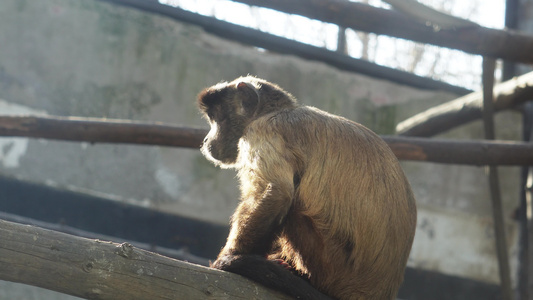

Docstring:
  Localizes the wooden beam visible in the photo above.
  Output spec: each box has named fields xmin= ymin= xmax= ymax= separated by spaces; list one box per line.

xmin=97 ymin=0 xmax=470 ymax=95
xmin=0 ymin=211 xmax=210 ymax=266
xmin=396 ymin=71 xmax=533 ymax=137
xmin=1 ymin=115 xmax=533 ymax=165
xmin=232 ymin=0 xmax=533 ymax=63
xmin=0 ymin=115 xmax=206 ymax=148
xmin=0 ymin=219 xmax=290 ymax=300
xmin=383 ymin=136 xmax=533 ymax=166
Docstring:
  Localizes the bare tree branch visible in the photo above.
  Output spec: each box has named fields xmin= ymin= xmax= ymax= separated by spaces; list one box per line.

xmin=396 ymin=71 xmax=533 ymax=137
xmin=0 ymin=219 xmax=290 ymax=300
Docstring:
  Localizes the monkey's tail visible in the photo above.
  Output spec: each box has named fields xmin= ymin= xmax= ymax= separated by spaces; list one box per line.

xmin=215 ymin=254 xmax=334 ymax=300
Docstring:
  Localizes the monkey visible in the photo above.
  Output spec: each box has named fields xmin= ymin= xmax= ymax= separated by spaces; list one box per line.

xmin=197 ymin=76 xmax=417 ymax=300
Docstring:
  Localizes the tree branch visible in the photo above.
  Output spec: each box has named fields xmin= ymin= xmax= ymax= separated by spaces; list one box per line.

xmin=396 ymin=71 xmax=533 ymax=137
xmin=1 ymin=115 xmax=533 ymax=165
xmin=0 ymin=218 xmax=290 ymax=300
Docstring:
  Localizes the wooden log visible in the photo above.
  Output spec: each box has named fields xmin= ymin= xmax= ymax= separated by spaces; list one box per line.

xmin=1 ymin=115 xmax=533 ymax=165
xmin=396 ymin=71 xmax=533 ymax=137
xmin=0 ymin=211 xmax=210 ymax=266
xmin=232 ymin=0 xmax=533 ymax=63
xmin=0 ymin=218 xmax=290 ymax=300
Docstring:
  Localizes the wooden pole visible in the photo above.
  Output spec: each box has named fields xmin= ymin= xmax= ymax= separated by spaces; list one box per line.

xmin=0 ymin=219 xmax=291 ymax=300
xmin=482 ymin=58 xmax=513 ymax=300
xmin=527 ymin=157 xmax=533 ymax=299
xmin=0 ymin=115 xmax=206 ymax=148
xmin=1 ymin=115 xmax=533 ymax=166
xmin=383 ymin=136 xmax=533 ymax=166
xmin=98 ymin=0 xmax=469 ymax=95
xmin=231 ymin=0 xmax=533 ymax=63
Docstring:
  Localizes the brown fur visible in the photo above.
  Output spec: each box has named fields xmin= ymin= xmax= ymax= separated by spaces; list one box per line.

xmin=197 ymin=76 xmax=417 ymax=300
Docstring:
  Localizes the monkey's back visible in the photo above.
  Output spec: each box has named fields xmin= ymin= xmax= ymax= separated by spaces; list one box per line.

xmin=264 ymin=106 xmax=417 ymax=300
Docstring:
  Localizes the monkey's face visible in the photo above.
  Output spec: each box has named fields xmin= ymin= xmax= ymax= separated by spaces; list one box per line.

xmin=197 ymin=80 xmax=260 ymax=168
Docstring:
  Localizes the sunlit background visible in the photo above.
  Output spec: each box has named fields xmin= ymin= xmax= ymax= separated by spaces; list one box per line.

xmin=160 ymin=0 xmax=505 ymax=90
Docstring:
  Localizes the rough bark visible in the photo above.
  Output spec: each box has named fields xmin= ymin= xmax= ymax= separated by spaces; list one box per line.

xmin=0 ymin=218 xmax=290 ymax=300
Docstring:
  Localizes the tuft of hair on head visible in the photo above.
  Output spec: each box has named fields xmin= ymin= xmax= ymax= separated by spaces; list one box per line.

xmin=197 ymin=85 xmax=227 ymax=111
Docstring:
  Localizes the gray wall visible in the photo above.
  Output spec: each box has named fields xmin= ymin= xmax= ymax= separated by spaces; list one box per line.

xmin=0 ymin=0 xmax=522 ymax=296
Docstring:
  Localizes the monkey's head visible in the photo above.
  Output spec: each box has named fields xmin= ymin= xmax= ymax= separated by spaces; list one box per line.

xmin=197 ymin=76 xmax=297 ymax=168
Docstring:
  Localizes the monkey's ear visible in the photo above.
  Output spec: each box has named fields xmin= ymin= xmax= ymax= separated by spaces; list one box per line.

xmin=197 ymin=88 xmax=224 ymax=112
xmin=236 ymin=82 xmax=259 ymax=116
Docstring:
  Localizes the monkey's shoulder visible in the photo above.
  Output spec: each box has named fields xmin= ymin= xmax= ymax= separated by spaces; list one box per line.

xmin=252 ymin=106 xmax=378 ymax=139
xmin=242 ymin=106 xmax=387 ymax=163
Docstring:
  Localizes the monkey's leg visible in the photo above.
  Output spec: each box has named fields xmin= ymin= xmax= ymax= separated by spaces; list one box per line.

xmin=215 ymin=254 xmax=334 ymax=300
xmin=211 ymin=184 xmax=333 ymax=299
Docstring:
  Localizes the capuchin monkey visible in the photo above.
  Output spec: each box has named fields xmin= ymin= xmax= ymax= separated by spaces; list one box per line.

xmin=197 ymin=76 xmax=417 ymax=300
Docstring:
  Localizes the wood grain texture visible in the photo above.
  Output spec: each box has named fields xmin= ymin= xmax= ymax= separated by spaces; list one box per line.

xmin=0 ymin=219 xmax=290 ymax=300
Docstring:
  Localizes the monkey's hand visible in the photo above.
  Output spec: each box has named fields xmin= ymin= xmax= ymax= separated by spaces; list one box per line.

xmin=210 ymin=254 xmax=233 ymax=270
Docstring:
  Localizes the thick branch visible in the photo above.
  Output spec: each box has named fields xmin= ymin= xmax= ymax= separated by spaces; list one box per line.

xmin=0 ymin=218 xmax=290 ymax=300
xmin=232 ymin=0 xmax=533 ymax=63
xmin=396 ymin=71 xmax=533 ymax=137
xmin=1 ymin=115 xmax=533 ymax=165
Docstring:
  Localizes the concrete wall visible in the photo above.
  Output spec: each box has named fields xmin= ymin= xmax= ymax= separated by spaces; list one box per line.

xmin=0 ymin=0 xmax=522 ymax=297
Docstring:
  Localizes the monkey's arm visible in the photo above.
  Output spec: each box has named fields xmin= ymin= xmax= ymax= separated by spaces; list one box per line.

xmin=211 ymin=128 xmax=332 ymax=300
xmin=216 ymin=159 xmax=295 ymax=258
xmin=212 ymin=167 xmax=333 ymax=300
xmin=213 ymin=127 xmax=298 ymax=259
